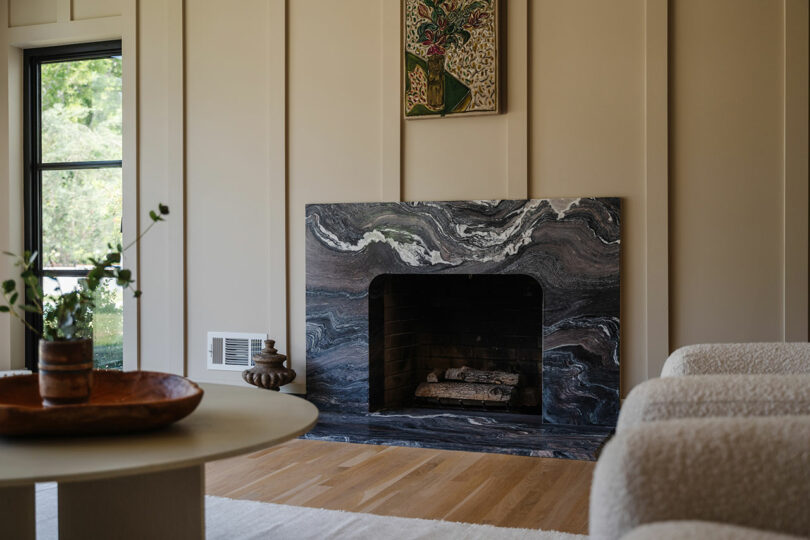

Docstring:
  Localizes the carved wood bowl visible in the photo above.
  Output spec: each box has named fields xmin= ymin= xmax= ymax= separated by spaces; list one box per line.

xmin=0 ymin=371 xmax=203 ymax=436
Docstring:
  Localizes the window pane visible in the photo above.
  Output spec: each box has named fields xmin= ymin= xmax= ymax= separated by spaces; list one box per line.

xmin=41 ymin=56 xmax=122 ymax=163
xmin=42 ymin=168 xmax=122 ymax=269
xmin=43 ymin=276 xmax=124 ymax=370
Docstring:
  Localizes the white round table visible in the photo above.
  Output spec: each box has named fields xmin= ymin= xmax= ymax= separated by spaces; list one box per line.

xmin=0 ymin=383 xmax=319 ymax=540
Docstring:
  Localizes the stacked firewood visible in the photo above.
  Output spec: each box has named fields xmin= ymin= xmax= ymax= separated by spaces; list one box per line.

xmin=414 ymin=366 xmax=521 ymax=408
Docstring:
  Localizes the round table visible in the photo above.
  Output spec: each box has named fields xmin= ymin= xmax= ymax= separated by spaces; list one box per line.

xmin=0 ymin=383 xmax=319 ymax=540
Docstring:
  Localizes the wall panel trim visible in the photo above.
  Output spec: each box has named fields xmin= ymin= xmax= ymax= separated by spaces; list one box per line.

xmin=644 ymin=0 xmax=669 ymax=375
xmin=268 ymin=0 xmax=290 ymax=370
xmin=783 ymin=0 xmax=809 ymax=341
xmin=506 ymin=0 xmax=528 ymax=199
xmin=381 ymin=0 xmax=401 ymax=202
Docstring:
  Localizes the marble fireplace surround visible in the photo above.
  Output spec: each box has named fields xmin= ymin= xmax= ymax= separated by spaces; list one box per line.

xmin=304 ymin=198 xmax=620 ymax=459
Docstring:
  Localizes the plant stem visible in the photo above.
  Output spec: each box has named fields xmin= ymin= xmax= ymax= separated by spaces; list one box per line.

xmin=2 ymin=300 xmax=41 ymax=336
xmin=122 ymin=219 xmax=159 ymax=253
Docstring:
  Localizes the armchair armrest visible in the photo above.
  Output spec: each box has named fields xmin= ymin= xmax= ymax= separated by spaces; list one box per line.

xmin=617 ymin=374 xmax=810 ymax=431
xmin=661 ymin=343 xmax=810 ymax=377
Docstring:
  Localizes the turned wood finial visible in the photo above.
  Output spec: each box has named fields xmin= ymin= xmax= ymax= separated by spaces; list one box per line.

xmin=242 ymin=337 xmax=296 ymax=391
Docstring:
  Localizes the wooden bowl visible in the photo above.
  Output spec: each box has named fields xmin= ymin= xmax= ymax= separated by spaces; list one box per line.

xmin=0 ymin=371 xmax=203 ymax=436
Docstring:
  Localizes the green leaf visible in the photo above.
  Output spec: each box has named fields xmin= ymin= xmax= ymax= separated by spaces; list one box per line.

xmin=2 ymin=279 xmax=15 ymax=294
xmin=149 ymin=210 xmax=159 ymax=222
xmin=158 ymin=203 xmax=169 ymax=215
xmin=0 ymin=306 xmax=9 ymax=313
xmin=133 ymin=290 xmax=142 ymax=298
xmin=9 ymin=292 xmax=18 ymax=305
xmin=27 ymin=251 xmax=38 ymax=264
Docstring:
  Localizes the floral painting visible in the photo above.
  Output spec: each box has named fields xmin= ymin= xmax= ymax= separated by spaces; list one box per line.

xmin=404 ymin=0 xmax=498 ymax=118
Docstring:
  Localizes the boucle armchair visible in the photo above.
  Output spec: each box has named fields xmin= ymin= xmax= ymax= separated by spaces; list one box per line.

xmin=620 ymin=521 xmax=805 ymax=540
xmin=661 ymin=342 xmax=810 ymax=377
xmin=617 ymin=374 xmax=810 ymax=431
xmin=589 ymin=415 xmax=810 ymax=540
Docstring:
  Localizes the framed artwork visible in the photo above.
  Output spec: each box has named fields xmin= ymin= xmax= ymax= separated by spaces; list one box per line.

xmin=403 ymin=0 xmax=499 ymax=119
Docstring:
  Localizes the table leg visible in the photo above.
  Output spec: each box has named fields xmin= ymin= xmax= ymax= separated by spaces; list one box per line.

xmin=58 ymin=465 xmax=204 ymax=540
xmin=0 ymin=484 xmax=35 ymax=540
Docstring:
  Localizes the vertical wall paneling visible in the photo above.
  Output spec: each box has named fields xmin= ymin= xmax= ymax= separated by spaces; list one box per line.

xmin=56 ymin=0 xmax=70 ymax=23
xmin=670 ymin=0 xmax=784 ymax=347
xmin=381 ymin=0 xmax=401 ymax=202
xmin=644 ymin=0 xmax=669 ymax=375
xmin=0 ymin=0 xmax=12 ymax=369
xmin=137 ymin=0 xmax=185 ymax=375
xmin=167 ymin=0 xmax=185 ymax=374
xmin=121 ymin=0 xmax=139 ymax=371
xmin=268 ymin=0 xmax=290 ymax=368
xmin=783 ymin=0 xmax=809 ymax=341
xmin=506 ymin=0 xmax=528 ymax=199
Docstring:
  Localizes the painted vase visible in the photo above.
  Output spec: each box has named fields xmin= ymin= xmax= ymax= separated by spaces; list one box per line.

xmin=427 ymin=54 xmax=445 ymax=110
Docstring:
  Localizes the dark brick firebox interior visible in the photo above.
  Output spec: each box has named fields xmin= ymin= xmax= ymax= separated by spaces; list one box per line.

xmin=368 ymin=274 xmax=543 ymax=414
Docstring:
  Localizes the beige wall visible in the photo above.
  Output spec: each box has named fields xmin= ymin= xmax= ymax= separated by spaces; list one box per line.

xmin=670 ymin=0 xmax=806 ymax=348
xmin=0 ymin=0 xmax=807 ymax=398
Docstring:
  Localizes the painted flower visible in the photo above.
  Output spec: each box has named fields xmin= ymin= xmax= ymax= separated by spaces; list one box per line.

xmin=464 ymin=9 xmax=489 ymax=29
xmin=417 ymin=3 xmax=430 ymax=19
xmin=427 ymin=44 xmax=446 ymax=56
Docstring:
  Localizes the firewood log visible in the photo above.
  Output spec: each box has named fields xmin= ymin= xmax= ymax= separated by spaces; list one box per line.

xmin=444 ymin=366 xmax=520 ymax=386
xmin=414 ymin=382 xmax=516 ymax=404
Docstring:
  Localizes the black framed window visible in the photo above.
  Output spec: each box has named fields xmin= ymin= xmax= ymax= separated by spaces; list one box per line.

xmin=24 ymin=41 xmax=124 ymax=371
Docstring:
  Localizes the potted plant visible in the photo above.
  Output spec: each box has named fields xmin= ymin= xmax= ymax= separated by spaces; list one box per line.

xmin=415 ymin=0 xmax=492 ymax=110
xmin=0 ymin=203 xmax=169 ymax=406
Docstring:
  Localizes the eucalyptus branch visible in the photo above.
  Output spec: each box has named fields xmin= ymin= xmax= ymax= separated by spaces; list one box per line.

xmin=1 ymin=203 xmax=169 ymax=341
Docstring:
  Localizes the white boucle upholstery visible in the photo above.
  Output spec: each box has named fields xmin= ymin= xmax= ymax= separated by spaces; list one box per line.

xmin=661 ymin=343 xmax=810 ymax=377
xmin=621 ymin=521 xmax=805 ymax=540
xmin=617 ymin=374 xmax=810 ymax=431
xmin=589 ymin=416 xmax=810 ymax=540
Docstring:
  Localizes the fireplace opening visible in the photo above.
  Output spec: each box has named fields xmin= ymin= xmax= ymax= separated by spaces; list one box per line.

xmin=368 ymin=274 xmax=543 ymax=415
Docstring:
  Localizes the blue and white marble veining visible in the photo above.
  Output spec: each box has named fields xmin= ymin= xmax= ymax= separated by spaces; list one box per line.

xmin=306 ymin=198 xmax=621 ymax=438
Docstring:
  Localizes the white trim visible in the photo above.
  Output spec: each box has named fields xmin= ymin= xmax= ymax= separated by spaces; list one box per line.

xmin=381 ymin=0 xmax=401 ymax=202
xmin=643 ymin=0 xmax=669 ymax=376
xmin=506 ymin=0 xmax=528 ymax=200
xmin=782 ymin=0 xmax=809 ymax=342
xmin=7 ymin=16 xmax=122 ymax=48
xmin=122 ymin=0 xmax=139 ymax=371
xmin=167 ymin=0 xmax=185 ymax=374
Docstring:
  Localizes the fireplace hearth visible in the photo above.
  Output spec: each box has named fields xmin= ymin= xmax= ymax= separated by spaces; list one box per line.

xmin=304 ymin=198 xmax=620 ymax=460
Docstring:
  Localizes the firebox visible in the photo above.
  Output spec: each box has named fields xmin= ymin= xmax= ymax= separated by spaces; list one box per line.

xmin=368 ymin=274 xmax=543 ymax=414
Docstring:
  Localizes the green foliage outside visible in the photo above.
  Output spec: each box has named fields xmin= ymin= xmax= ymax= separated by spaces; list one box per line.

xmin=41 ymin=57 xmax=125 ymax=369
xmin=41 ymin=57 xmax=123 ymax=269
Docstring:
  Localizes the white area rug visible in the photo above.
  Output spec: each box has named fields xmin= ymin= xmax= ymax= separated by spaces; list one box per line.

xmin=36 ymin=483 xmax=584 ymax=539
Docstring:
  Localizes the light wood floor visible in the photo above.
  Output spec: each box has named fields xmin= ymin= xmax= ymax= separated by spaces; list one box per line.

xmin=206 ymin=439 xmax=594 ymax=535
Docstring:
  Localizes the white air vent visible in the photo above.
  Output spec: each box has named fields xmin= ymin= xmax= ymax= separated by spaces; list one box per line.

xmin=207 ymin=332 xmax=267 ymax=371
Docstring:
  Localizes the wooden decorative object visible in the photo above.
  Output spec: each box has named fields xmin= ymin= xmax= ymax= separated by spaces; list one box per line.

xmin=0 ymin=371 xmax=203 ymax=436
xmin=426 ymin=368 xmax=444 ymax=383
xmin=38 ymin=338 xmax=94 ymax=406
xmin=242 ymin=340 xmax=296 ymax=391
xmin=444 ymin=366 xmax=520 ymax=386
xmin=414 ymin=381 xmax=516 ymax=405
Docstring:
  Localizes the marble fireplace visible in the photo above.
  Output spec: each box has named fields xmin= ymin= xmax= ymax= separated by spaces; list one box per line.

xmin=304 ymin=198 xmax=620 ymax=460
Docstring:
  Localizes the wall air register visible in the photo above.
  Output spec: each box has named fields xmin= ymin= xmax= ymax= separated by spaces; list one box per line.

xmin=207 ymin=332 xmax=267 ymax=371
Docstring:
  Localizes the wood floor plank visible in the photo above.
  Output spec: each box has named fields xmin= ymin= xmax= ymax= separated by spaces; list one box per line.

xmin=206 ymin=439 xmax=594 ymax=535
